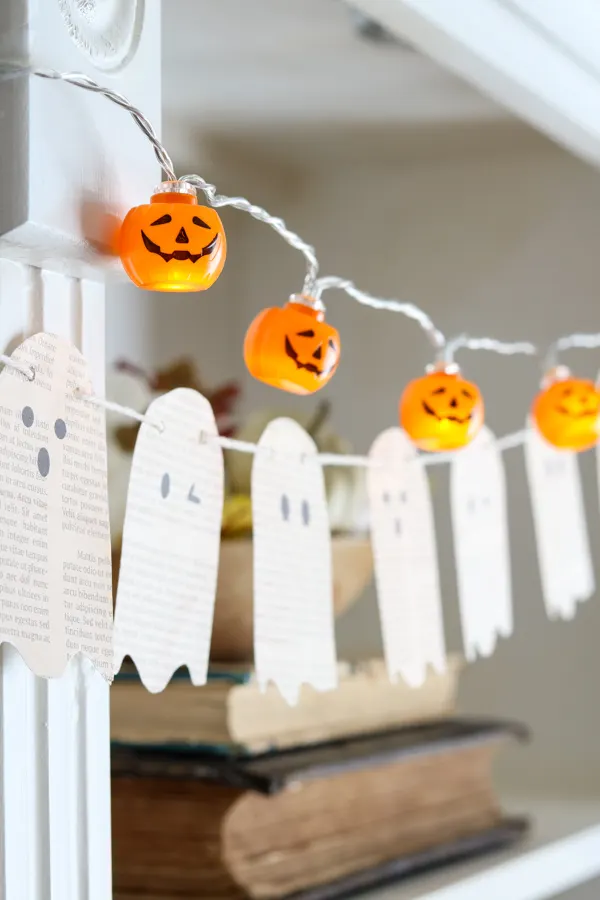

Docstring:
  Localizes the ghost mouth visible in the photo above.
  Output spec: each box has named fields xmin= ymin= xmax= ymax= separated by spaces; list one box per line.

xmin=555 ymin=405 xmax=599 ymax=419
xmin=284 ymin=336 xmax=336 ymax=377
xmin=141 ymin=231 xmax=219 ymax=263
xmin=422 ymin=400 xmax=472 ymax=424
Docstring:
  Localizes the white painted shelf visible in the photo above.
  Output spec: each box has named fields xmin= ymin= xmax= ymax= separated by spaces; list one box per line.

xmin=365 ymin=796 xmax=600 ymax=900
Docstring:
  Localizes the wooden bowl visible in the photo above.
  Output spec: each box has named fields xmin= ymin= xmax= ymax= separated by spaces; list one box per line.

xmin=210 ymin=535 xmax=374 ymax=662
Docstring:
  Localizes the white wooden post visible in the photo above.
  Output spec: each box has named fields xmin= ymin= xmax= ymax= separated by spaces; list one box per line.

xmin=0 ymin=2 xmax=161 ymax=898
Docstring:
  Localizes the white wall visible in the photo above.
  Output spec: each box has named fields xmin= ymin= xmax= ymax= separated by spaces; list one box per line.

xmin=107 ymin=127 xmax=600 ymax=794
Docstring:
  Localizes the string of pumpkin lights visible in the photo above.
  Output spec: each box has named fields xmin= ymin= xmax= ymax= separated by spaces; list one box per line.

xmin=2 ymin=64 xmax=600 ymax=454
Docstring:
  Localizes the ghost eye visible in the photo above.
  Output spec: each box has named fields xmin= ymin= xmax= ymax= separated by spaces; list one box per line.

xmin=151 ymin=214 xmax=172 ymax=226
xmin=160 ymin=473 xmax=170 ymax=498
xmin=431 ymin=387 xmax=446 ymax=395
xmin=22 ymin=406 xmax=34 ymax=428
xmin=54 ymin=419 xmax=67 ymax=440
xmin=37 ymin=448 xmax=50 ymax=478
xmin=193 ymin=216 xmax=211 ymax=229
xmin=297 ymin=329 xmax=315 ymax=338
xmin=302 ymin=500 xmax=310 ymax=526
xmin=399 ymin=491 xmax=407 ymax=503
xmin=281 ymin=493 xmax=290 ymax=522
xmin=383 ymin=491 xmax=391 ymax=504
xmin=467 ymin=498 xmax=477 ymax=513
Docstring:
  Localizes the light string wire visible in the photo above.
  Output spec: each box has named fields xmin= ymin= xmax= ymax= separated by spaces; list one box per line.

xmin=313 ymin=276 xmax=446 ymax=358
xmin=543 ymin=333 xmax=600 ymax=373
xmin=31 ymin=67 xmax=177 ymax=182
xmin=178 ymin=174 xmax=319 ymax=295
xmin=444 ymin=334 xmax=538 ymax=364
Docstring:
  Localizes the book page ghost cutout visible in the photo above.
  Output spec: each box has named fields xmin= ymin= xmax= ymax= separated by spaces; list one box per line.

xmin=252 ymin=418 xmax=337 ymax=706
xmin=450 ymin=426 xmax=512 ymax=660
xmin=368 ymin=428 xmax=446 ymax=687
xmin=114 ymin=389 xmax=224 ymax=693
xmin=0 ymin=332 xmax=113 ymax=679
xmin=525 ymin=424 xmax=594 ymax=620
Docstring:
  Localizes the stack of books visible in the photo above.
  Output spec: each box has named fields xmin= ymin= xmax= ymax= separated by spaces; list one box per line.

xmin=111 ymin=659 xmax=528 ymax=899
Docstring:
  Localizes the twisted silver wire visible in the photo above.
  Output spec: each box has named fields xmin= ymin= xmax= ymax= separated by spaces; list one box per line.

xmin=444 ymin=334 xmax=537 ymax=364
xmin=179 ymin=174 xmax=319 ymax=293
xmin=31 ymin=67 xmax=177 ymax=180
xmin=313 ymin=276 xmax=446 ymax=356
xmin=544 ymin=333 xmax=600 ymax=372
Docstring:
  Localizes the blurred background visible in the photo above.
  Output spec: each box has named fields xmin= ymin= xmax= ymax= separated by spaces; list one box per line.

xmin=107 ymin=0 xmax=600 ymax=799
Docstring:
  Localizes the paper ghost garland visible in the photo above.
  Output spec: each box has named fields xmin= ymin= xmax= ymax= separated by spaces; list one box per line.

xmin=525 ymin=425 xmax=594 ymax=620
xmin=368 ymin=428 xmax=446 ymax=687
xmin=252 ymin=418 xmax=337 ymax=705
xmin=0 ymin=333 xmax=113 ymax=679
xmin=113 ymin=388 xmax=224 ymax=692
xmin=450 ymin=426 xmax=512 ymax=659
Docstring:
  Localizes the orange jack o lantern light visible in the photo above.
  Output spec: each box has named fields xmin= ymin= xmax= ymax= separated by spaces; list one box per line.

xmin=531 ymin=367 xmax=600 ymax=451
xmin=399 ymin=365 xmax=484 ymax=452
xmin=119 ymin=182 xmax=226 ymax=292
xmin=244 ymin=296 xmax=340 ymax=395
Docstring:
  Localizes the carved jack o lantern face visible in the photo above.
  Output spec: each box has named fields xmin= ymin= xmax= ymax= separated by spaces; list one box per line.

xmin=400 ymin=368 xmax=484 ymax=452
xmin=532 ymin=371 xmax=600 ymax=451
xmin=244 ymin=299 xmax=340 ymax=395
xmin=119 ymin=183 xmax=226 ymax=292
